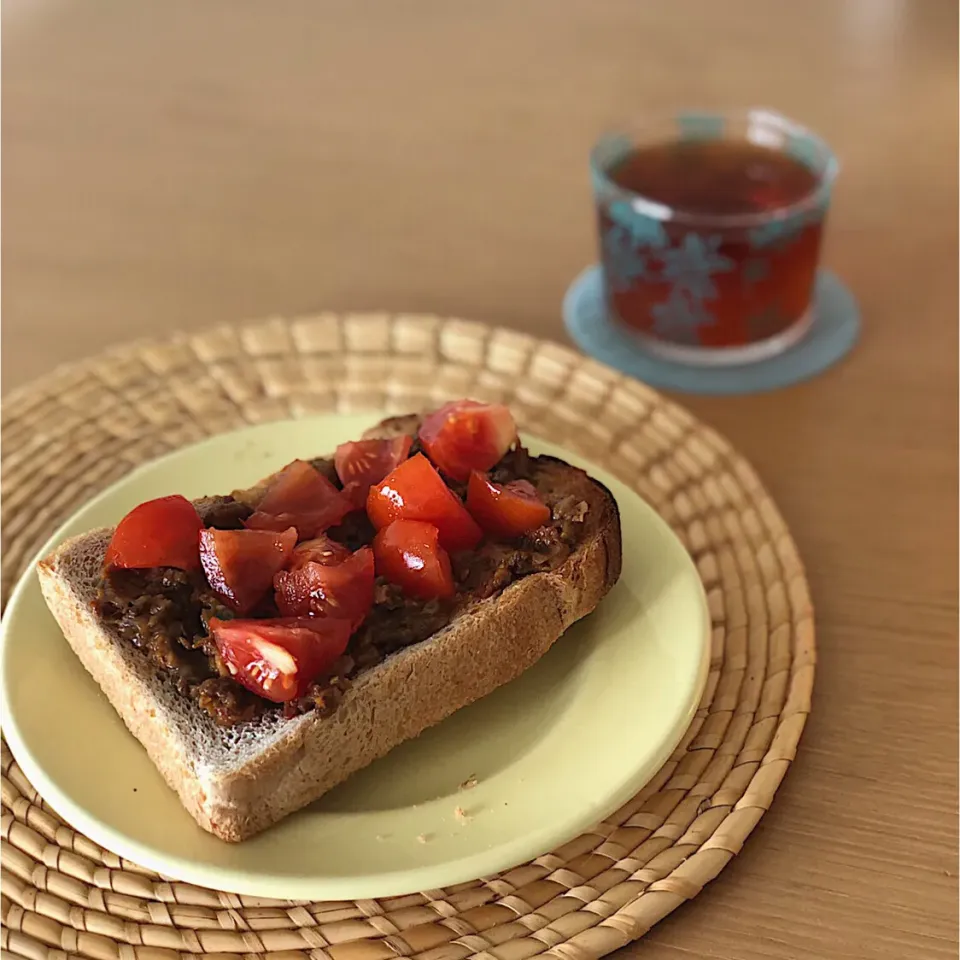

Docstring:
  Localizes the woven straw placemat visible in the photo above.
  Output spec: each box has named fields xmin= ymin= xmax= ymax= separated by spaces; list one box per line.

xmin=0 ymin=313 xmax=815 ymax=960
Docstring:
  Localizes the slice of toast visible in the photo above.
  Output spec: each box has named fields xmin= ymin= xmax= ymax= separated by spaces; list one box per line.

xmin=36 ymin=417 xmax=621 ymax=841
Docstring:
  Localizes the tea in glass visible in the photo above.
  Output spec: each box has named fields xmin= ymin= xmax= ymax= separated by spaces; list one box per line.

xmin=591 ymin=110 xmax=838 ymax=365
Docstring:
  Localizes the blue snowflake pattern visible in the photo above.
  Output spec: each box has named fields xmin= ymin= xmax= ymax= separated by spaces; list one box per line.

xmin=650 ymin=288 xmax=716 ymax=345
xmin=607 ymin=201 xmax=669 ymax=249
xmin=659 ymin=233 xmax=735 ymax=300
xmin=601 ymin=223 xmax=651 ymax=291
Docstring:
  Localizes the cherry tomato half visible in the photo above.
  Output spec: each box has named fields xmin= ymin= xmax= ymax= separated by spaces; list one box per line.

xmin=288 ymin=535 xmax=351 ymax=570
xmin=274 ymin=546 xmax=375 ymax=630
xmin=335 ymin=436 xmax=412 ymax=509
xmin=419 ymin=400 xmax=517 ymax=482
xmin=245 ymin=459 xmax=351 ymax=539
xmin=366 ymin=454 xmax=481 ymax=552
xmin=209 ymin=616 xmax=351 ymax=703
xmin=104 ymin=495 xmax=203 ymax=571
xmin=373 ymin=519 xmax=454 ymax=601
xmin=466 ymin=472 xmax=551 ymax=540
xmin=200 ymin=526 xmax=297 ymax=614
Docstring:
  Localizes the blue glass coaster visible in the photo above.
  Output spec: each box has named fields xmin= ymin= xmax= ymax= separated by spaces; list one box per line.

xmin=563 ymin=266 xmax=860 ymax=395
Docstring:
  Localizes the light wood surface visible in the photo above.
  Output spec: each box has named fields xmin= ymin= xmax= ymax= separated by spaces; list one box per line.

xmin=2 ymin=2 xmax=957 ymax=958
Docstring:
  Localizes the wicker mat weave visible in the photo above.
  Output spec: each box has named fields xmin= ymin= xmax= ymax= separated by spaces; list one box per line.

xmin=0 ymin=314 xmax=815 ymax=960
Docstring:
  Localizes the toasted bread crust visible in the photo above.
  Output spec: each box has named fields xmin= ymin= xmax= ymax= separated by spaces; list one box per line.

xmin=37 ymin=557 xmax=218 ymax=829
xmin=37 ymin=428 xmax=622 ymax=841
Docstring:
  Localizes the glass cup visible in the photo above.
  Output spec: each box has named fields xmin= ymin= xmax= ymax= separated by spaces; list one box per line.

xmin=590 ymin=109 xmax=839 ymax=366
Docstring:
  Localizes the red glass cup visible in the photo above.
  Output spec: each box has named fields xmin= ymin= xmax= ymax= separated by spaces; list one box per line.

xmin=591 ymin=109 xmax=838 ymax=365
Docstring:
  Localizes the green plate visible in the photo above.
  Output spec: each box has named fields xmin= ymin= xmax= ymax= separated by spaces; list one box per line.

xmin=0 ymin=414 xmax=709 ymax=899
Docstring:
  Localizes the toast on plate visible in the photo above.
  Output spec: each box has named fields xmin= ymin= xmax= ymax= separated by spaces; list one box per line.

xmin=37 ymin=402 xmax=621 ymax=841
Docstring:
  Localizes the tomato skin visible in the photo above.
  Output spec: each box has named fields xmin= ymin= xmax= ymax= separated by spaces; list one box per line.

xmin=104 ymin=495 xmax=204 ymax=571
xmin=419 ymin=400 xmax=517 ymax=481
xmin=209 ymin=616 xmax=351 ymax=703
xmin=466 ymin=472 xmax=551 ymax=540
xmin=245 ymin=459 xmax=351 ymax=539
xmin=366 ymin=454 xmax=482 ymax=552
xmin=200 ymin=526 xmax=297 ymax=614
xmin=335 ymin=436 xmax=412 ymax=509
xmin=373 ymin=520 xmax=454 ymax=600
xmin=274 ymin=546 xmax=375 ymax=629
xmin=288 ymin=535 xmax=351 ymax=570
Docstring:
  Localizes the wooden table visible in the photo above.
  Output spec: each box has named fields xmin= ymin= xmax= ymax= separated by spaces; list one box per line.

xmin=3 ymin=2 xmax=957 ymax=957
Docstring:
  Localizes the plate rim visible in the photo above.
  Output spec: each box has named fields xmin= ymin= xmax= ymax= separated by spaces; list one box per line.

xmin=0 ymin=416 xmax=711 ymax=899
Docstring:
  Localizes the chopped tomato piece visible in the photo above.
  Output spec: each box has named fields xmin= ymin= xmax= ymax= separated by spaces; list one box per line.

xmin=200 ymin=526 xmax=297 ymax=614
xmin=104 ymin=495 xmax=203 ymax=571
xmin=373 ymin=520 xmax=454 ymax=601
xmin=419 ymin=400 xmax=517 ymax=481
xmin=274 ymin=546 xmax=375 ymax=629
xmin=209 ymin=617 xmax=351 ymax=703
xmin=245 ymin=459 xmax=351 ymax=539
xmin=335 ymin=436 xmax=412 ymax=509
xmin=466 ymin=472 xmax=551 ymax=540
xmin=288 ymin=535 xmax=351 ymax=570
xmin=366 ymin=454 xmax=481 ymax=552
